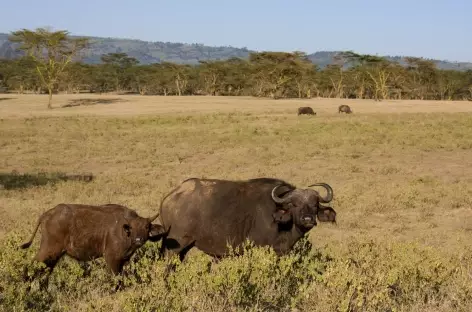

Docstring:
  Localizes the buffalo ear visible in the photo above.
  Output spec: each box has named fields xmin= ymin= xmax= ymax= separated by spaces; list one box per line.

xmin=272 ymin=209 xmax=292 ymax=224
xmin=316 ymin=206 xmax=337 ymax=224
xmin=123 ymin=224 xmax=132 ymax=236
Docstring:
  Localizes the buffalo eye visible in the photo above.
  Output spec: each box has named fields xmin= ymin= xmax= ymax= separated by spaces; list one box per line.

xmin=123 ymin=224 xmax=132 ymax=236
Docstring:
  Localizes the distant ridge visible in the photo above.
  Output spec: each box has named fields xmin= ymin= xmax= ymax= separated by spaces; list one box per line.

xmin=1 ymin=33 xmax=471 ymax=71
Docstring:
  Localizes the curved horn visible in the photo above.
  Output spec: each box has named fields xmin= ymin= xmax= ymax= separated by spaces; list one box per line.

xmin=148 ymin=212 xmax=160 ymax=222
xmin=271 ymin=185 xmax=291 ymax=205
xmin=307 ymin=183 xmax=333 ymax=203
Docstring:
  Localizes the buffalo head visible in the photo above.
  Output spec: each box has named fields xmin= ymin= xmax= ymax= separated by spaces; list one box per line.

xmin=123 ymin=212 xmax=165 ymax=246
xmin=270 ymin=183 xmax=335 ymax=230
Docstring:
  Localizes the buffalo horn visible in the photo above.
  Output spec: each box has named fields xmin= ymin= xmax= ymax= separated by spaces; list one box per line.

xmin=271 ymin=185 xmax=290 ymax=204
xmin=148 ymin=212 xmax=160 ymax=222
xmin=307 ymin=183 xmax=333 ymax=203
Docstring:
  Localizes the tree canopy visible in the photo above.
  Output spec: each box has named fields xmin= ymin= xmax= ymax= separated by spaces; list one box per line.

xmin=1 ymin=35 xmax=471 ymax=101
xmin=8 ymin=27 xmax=89 ymax=108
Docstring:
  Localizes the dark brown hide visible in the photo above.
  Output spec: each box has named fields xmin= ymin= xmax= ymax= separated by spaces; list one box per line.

xmin=297 ymin=106 xmax=316 ymax=115
xmin=20 ymin=203 xmax=165 ymax=287
xmin=338 ymin=104 xmax=353 ymax=114
xmin=158 ymin=178 xmax=336 ymax=263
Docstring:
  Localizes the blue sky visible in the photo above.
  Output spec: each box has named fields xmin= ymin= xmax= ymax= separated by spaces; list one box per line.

xmin=1 ymin=0 xmax=470 ymax=62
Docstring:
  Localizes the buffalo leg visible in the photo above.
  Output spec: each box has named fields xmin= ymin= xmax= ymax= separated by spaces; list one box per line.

xmin=161 ymin=239 xmax=194 ymax=291
xmin=177 ymin=241 xmax=195 ymax=262
xmin=105 ymin=258 xmax=124 ymax=275
xmin=164 ymin=238 xmax=195 ymax=260
xmin=104 ymin=254 xmax=125 ymax=291
xmin=25 ymin=249 xmax=64 ymax=291
xmin=162 ymin=237 xmax=195 ymax=274
xmin=26 ymin=236 xmax=64 ymax=289
xmin=24 ymin=223 xmax=68 ymax=289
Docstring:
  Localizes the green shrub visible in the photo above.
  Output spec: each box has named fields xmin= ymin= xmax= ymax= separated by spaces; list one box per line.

xmin=299 ymin=239 xmax=472 ymax=312
xmin=1 ymin=235 xmax=471 ymax=312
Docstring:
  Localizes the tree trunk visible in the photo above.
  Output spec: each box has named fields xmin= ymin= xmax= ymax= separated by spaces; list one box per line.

xmin=357 ymin=82 xmax=365 ymax=99
xmin=296 ymin=82 xmax=302 ymax=98
xmin=175 ymin=79 xmax=182 ymax=96
xmin=48 ymin=87 xmax=53 ymax=109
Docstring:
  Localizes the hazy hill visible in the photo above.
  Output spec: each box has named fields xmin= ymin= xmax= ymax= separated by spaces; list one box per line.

xmin=1 ymin=33 xmax=471 ymax=71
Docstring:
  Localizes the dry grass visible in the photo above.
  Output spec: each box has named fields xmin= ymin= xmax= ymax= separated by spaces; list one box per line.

xmin=1 ymin=95 xmax=472 ymax=311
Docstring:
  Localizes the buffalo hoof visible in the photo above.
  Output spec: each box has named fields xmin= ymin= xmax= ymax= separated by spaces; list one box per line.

xmin=113 ymin=281 xmax=124 ymax=293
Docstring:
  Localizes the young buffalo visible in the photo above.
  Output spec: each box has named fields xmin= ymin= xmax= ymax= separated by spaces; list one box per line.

xmin=21 ymin=203 xmax=165 ymax=289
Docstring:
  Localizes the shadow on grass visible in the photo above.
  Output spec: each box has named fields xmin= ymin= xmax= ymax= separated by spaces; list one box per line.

xmin=0 ymin=171 xmax=94 ymax=190
xmin=0 ymin=97 xmax=15 ymax=102
xmin=62 ymin=98 xmax=127 ymax=108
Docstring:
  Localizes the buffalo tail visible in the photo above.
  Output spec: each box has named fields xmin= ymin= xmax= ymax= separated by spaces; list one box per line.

xmin=20 ymin=214 xmax=44 ymax=249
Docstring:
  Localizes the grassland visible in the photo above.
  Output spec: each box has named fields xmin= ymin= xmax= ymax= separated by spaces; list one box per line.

xmin=1 ymin=95 xmax=472 ymax=311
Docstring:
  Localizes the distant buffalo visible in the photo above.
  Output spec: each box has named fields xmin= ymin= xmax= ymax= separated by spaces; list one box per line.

xmin=297 ymin=106 xmax=316 ymax=115
xmin=157 ymin=177 xmax=336 ymax=266
xmin=338 ymin=105 xmax=353 ymax=114
xmin=21 ymin=203 xmax=165 ymax=289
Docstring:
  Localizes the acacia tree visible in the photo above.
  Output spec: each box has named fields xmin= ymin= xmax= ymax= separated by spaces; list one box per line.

xmin=250 ymin=52 xmax=302 ymax=98
xmin=341 ymin=52 xmax=393 ymax=100
xmin=161 ymin=62 xmax=192 ymax=96
xmin=100 ymin=53 xmax=139 ymax=92
xmin=290 ymin=51 xmax=317 ymax=98
xmin=59 ymin=62 xmax=88 ymax=93
xmin=9 ymin=27 xmax=89 ymax=108
xmin=198 ymin=60 xmax=227 ymax=95
xmin=328 ymin=52 xmax=349 ymax=98
xmin=405 ymin=57 xmax=438 ymax=100
xmin=9 ymin=57 xmax=40 ymax=93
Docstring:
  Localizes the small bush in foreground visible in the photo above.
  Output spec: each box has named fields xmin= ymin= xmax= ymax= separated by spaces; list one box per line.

xmin=1 ymin=235 xmax=471 ymax=312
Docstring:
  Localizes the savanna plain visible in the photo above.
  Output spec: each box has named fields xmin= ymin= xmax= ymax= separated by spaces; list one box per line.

xmin=1 ymin=94 xmax=472 ymax=312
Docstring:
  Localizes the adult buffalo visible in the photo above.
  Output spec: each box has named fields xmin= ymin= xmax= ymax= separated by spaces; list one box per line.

xmin=20 ymin=203 xmax=165 ymax=289
xmin=297 ymin=106 xmax=316 ymax=115
xmin=158 ymin=178 xmax=336 ymax=262
xmin=338 ymin=104 xmax=353 ymax=114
